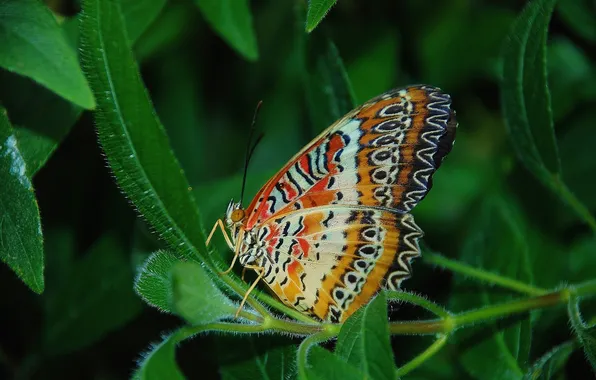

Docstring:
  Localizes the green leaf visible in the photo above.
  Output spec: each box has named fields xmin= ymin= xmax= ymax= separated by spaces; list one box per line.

xmin=568 ymin=298 xmax=596 ymax=372
xmin=335 ymin=292 xmax=395 ymax=380
xmin=43 ymin=234 xmax=143 ymax=355
xmin=218 ymin=336 xmax=297 ymax=380
xmin=171 ymin=261 xmax=236 ymax=325
xmin=0 ymin=69 xmax=82 ymax=175
xmin=557 ymin=0 xmax=596 ymax=42
xmin=0 ymin=0 xmax=95 ymax=109
xmin=134 ymin=328 xmax=189 ymax=380
xmin=121 ymin=0 xmax=168 ymax=43
xmin=305 ymin=0 xmax=337 ymax=33
xmin=500 ymin=0 xmax=559 ymax=180
xmin=194 ymin=0 xmax=258 ymax=61
xmin=450 ymin=195 xmax=533 ymax=379
xmin=523 ymin=341 xmax=575 ymax=380
xmin=80 ymin=0 xmax=207 ymax=263
xmin=134 ymin=250 xmax=180 ymax=313
xmin=305 ymin=39 xmax=356 ymax=132
xmin=307 ymin=346 xmax=365 ymax=380
xmin=0 ymin=107 xmax=44 ymax=293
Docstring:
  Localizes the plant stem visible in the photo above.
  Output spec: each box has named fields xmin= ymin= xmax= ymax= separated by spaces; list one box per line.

xmin=395 ymin=334 xmax=449 ymax=377
xmin=386 ymin=290 xmax=451 ymax=318
xmin=296 ymin=331 xmax=336 ymax=379
xmin=552 ymin=175 xmax=596 ymax=234
xmin=423 ymin=252 xmax=547 ymax=296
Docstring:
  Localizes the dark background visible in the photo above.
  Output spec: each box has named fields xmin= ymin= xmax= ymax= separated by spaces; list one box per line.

xmin=1 ymin=0 xmax=596 ymax=378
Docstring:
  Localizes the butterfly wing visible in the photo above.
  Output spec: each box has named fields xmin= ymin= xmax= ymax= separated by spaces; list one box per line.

xmin=244 ymin=85 xmax=457 ymax=228
xmin=251 ymin=205 xmax=423 ymax=322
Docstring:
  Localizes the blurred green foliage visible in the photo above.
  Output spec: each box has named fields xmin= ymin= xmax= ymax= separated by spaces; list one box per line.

xmin=1 ymin=0 xmax=596 ymax=379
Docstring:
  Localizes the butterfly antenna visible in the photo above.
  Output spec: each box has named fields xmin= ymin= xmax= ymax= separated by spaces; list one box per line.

xmin=240 ymin=101 xmax=264 ymax=204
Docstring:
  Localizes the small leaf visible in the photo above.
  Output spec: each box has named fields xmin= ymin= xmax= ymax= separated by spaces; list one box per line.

xmin=43 ymin=234 xmax=143 ymax=355
xmin=523 ymin=341 xmax=575 ymax=380
xmin=335 ymin=292 xmax=395 ymax=380
xmin=305 ymin=0 xmax=337 ymax=33
xmin=568 ymin=298 xmax=596 ymax=372
xmin=557 ymin=0 xmax=596 ymax=42
xmin=0 ymin=0 xmax=95 ymax=109
xmin=450 ymin=195 xmax=533 ymax=379
xmin=134 ymin=328 xmax=190 ymax=380
xmin=307 ymin=346 xmax=365 ymax=380
xmin=135 ymin=250 xmax=180 ymax=313
xmin=194 ymin=0 xmax=258 ymax=61
xmin=500 ymin=0 xmax=560 ymax=181
xmin=171 ymin=261 xmax=236 ymax=325
xmin=80 ymin=0 xmax=208 ymax=263
xmin=217 ymin=336 xmax=297 ymax=380
xmin=0 ymin=107 xmax=44 ymax=293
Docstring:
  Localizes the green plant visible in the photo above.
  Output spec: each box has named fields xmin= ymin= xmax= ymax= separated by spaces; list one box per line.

xmin=1 ymin=0 xmax=595 ymax=378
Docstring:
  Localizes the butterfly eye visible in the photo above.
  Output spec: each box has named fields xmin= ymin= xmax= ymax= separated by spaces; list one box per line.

xmin=231 ymin=209 xmax=246 ymax=223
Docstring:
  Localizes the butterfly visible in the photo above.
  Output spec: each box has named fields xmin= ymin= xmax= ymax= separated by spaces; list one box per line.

xmin=207 ymin=85 xmax=457 ymax=323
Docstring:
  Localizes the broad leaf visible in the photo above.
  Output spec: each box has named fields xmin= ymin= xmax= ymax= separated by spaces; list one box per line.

xmin=43 ymin=234 xmax=143 ymax=355
xmin=523 ymin=341 xmax=575 ymax=379
xmin=80 ymin=0 xmax=207 ymax=263
xmin=450 ymin=195 xmax=533 ymax=379
xmin=134 ymin=249 xmax=180 ymax=313
xmin=501 ymin=0 xmax=560 ymax=181
xmin=308 ymin=346 xmax=364 ymax=380
xmin=568 ymin=298 xmax=596 ymax=372
xmin=194 ymin=0 xmax=258 ymax=61
xmin=171 ymin=261 xmax=236 ymax=325
xmin=0 ymin=107 xmax=44 ymax=293
xmin=335 ymin=292 xmax=395 ymax=380
xmin=305 ymin=0 xmax=337 ymax=33
xmin=0 ymin=0 xmax=95 ymax=109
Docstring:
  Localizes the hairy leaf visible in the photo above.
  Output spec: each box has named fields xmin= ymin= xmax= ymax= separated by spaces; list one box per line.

xmin=134 ymin=250 xmax=180 ymax=313
xmin=80 ymin=0 xmax=208 ymax=263
xmin=308 ymin=346 xmax=364 ymax=380
xmin=134 ymin=328 xmax=188 ymax=380
xmin=568 ymin=298 xmax=596 ymax=372
xmin=171 ymin=261 xmax=236 ymax=325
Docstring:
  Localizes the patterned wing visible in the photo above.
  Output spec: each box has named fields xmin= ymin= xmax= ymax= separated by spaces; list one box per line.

xmin=248 ymin=205 xmax=423 ymax=323
xmin=244 ymin=85 xmax=457 ymax=229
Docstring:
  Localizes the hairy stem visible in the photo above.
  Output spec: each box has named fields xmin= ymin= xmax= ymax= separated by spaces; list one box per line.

xmin=423 ymin=252 xmax=547 ymax=296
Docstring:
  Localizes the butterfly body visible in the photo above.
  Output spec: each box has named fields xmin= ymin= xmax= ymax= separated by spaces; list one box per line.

xmin=217 ymin=85 xmax=457 ymax=323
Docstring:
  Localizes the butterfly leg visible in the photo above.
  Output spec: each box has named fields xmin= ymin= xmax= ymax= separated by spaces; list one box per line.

xmin=206 ymin=219 xmax=234 ymax=250
xmin=235 ymin=265 xmax=264 ymax=318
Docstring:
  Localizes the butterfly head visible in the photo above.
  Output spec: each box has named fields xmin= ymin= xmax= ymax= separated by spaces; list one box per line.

xmin=225 ymin=199 xmax=246 ymax=235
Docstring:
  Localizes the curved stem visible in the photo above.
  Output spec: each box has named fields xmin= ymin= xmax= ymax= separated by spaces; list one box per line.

xmin=385 ymin=290 xmax=451 ymax=319
xmin=395 ymin=334 xmax=449 ymax=377
xmin=423 ymin=252 xmax=547 ymax=296
xmin=296 ymin=331 xmax=336 ymax=379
